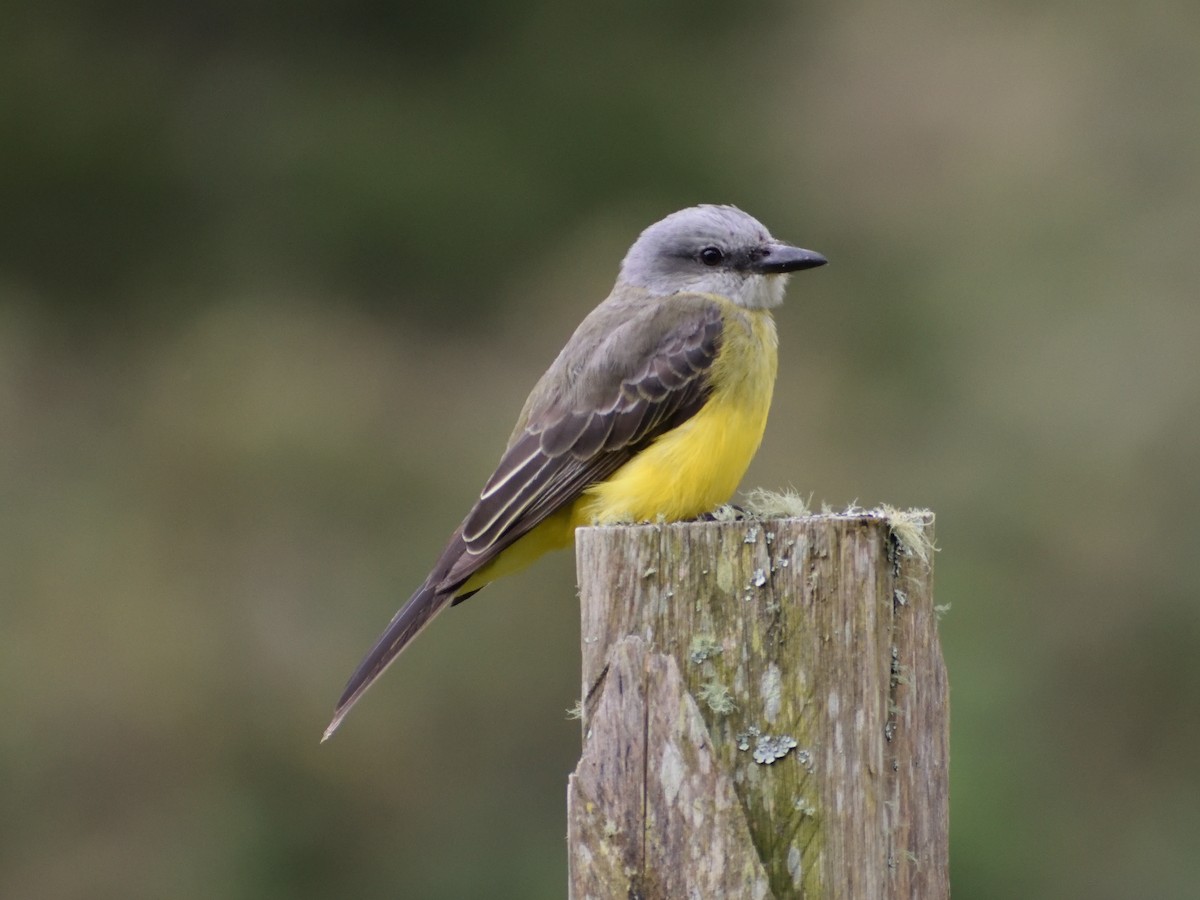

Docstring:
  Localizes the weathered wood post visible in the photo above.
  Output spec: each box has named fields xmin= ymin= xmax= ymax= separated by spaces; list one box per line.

xmin=567 ymin=511 xmax=947 ymax=900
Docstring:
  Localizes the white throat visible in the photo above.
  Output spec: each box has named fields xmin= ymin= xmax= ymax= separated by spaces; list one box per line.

xmin=731 ymin=272 xmax=789 ymax=309
xmin=622 ymin=269 xmax=790 ymax=309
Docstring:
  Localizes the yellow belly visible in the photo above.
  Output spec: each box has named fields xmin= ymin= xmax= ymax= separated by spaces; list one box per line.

xmin=460 ymin=303 xmax=777 ymax=593
xmin=576 ymin=302 xmax=777 ymax=525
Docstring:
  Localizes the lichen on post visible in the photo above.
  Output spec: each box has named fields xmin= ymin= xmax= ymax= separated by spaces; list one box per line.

xmin=567 ymin=511 xmax=948 ymax=900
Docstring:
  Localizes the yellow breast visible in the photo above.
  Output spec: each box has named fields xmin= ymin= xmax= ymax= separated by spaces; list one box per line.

xmin=575 ymin=302 xmax=778 ymax=526
xmin=458 ymin=302 xmax=778 ymax=594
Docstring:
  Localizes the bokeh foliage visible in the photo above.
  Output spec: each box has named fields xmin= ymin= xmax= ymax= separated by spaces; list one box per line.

xmin=4 ymin=2 xmax=1199 ymax=898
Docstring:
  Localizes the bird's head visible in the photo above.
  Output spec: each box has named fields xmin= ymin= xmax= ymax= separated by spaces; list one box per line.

xmin=618 ymin=205 xmax=826 ymax=309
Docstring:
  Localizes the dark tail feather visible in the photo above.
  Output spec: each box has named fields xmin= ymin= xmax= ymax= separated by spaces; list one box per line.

xmin=322 ymin=577 xmax=452 ymax=741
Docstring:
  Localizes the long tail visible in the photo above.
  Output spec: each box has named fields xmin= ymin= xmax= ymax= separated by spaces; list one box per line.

xmin=324 ymin=508 xmax=557 ymax=739
xmin=323 ymin=525 xmax=483 ymax=741
xmin=321 ymin=575 xmax=453 ymax=741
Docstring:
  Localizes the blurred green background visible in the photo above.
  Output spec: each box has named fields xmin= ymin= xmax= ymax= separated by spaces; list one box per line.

xmin=4 ymin=1 xmax=1198 ymax=897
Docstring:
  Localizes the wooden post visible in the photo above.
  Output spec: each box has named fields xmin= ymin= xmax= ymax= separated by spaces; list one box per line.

xmin=567 ymin=512 xmax=948 ymax=900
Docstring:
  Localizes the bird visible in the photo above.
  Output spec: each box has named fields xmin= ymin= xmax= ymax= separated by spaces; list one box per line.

xmin=324 ymin=204 xmax=826 ymax=739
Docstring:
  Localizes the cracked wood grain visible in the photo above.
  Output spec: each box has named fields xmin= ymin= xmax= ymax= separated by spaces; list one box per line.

xmin=568 ymin=514 xmax=948 ymax=900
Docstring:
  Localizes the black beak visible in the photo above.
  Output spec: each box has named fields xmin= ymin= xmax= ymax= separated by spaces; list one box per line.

xmin=751 ymin=243 xmax=828 ymax=274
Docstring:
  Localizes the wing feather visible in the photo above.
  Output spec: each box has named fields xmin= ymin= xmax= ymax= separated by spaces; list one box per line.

xmin=445 ymin=298 xmax=724 ymax=593
xmin=462 ymin=444 xmax=557 ymax=545
xmin=569 ymin=411 xmax=616 ymax=460
xmin=327 ymin=296 xmax=727 ymax=737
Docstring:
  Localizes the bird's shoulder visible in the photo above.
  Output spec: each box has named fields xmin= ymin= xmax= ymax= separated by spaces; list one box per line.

xmin=508 ymin=290 xmax=727 ymax=443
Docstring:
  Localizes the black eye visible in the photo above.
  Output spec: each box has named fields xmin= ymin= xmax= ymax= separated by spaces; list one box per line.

xmin=699 ymin=246 xmax=724 ymax=266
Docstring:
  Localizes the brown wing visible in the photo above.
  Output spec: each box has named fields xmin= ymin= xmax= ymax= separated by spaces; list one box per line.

xmin=440 ymin=298 xmax=724 ymax=594
xmin=324 ymin=296 xmax=725 ymax=738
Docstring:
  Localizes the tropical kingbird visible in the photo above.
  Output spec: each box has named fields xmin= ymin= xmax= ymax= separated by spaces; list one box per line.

xmin=324 ymin=205 xmax=825 ymax=739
